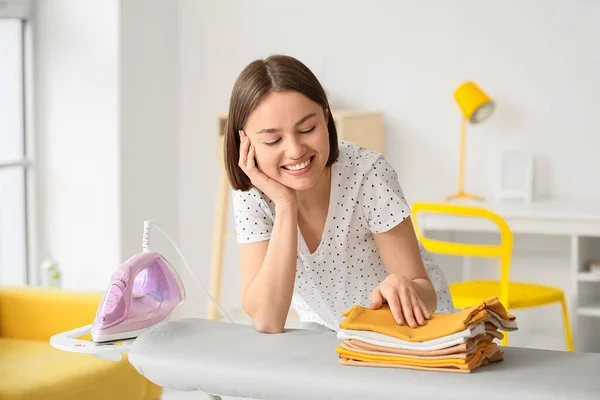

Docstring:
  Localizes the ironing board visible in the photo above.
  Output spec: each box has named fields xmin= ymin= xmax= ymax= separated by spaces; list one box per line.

xmin=128 ymin=318 xmax=600 ymax=400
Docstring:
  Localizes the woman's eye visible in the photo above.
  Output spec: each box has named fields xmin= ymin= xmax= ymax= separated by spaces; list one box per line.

xmin=264 ymin=138 xmax=281 ymax=146
xmin=300 ymin=126 xmax=316 ymax=134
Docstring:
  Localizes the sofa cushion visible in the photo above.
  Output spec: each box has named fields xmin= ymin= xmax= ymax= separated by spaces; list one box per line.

xmin=0 ymin=338 xmax=154 ymax=400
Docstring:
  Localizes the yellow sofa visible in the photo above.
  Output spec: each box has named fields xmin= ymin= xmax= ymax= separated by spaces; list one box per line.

xmin=0 ymin=285 xmax=162 ymax=400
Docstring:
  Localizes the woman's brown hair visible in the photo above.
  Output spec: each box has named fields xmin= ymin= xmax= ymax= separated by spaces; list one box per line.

xmin=223 ymin=54 xmax=339 ymax=191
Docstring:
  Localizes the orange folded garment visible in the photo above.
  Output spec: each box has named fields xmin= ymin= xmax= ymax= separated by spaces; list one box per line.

xmin=339 ymin=296 xmax=515 ymax=342
xmin=345 ymin=333 xmax=494 ymax=358
xmin=338 ymin=342 xmax=504 ymax=374
xmin=336 ymin=297 xmax=514 ymax=373
xmin=336 ymin=342 xmax=498 ymax=369
xmin=485 ymin=322 xmax=505 ymax=340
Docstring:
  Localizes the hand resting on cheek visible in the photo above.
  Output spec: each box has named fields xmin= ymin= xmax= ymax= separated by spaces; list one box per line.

xmin=238 ymin=130 xmax=297 ymax=207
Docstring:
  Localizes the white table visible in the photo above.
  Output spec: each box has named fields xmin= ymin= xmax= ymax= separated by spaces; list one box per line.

xmin=412 ymin=198 xmax=600 ymax=352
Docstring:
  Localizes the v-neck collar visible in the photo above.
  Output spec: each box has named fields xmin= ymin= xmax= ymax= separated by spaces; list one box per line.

xmin=298 ymin=167 xmax=337 ymax=258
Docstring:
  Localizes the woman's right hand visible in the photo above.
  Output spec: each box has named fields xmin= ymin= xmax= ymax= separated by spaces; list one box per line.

xmin=238 ymin=130 xmax=297 ymax=207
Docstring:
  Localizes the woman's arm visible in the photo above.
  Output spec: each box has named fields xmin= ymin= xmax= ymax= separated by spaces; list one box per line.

xmin=356 ymin=152 xmax=438 ymax=327
xmin=240 ymin=201 xmax=298 ymax=334
xmin=236 ymin=132 xmax=299 ymax=333
xmin=371 ymin=216 xmax=438 ymax=326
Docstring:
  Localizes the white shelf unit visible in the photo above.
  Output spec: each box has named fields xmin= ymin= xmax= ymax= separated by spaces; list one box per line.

xmin=577 ymin=272 xmax=600 ymax=282
xmin=573 ymin=236 xmax=600 ymax=351
xmin=576 ymin=304 xmax=600 ymax=318
xmin=416 ymin=199 xmax=600 ymax=353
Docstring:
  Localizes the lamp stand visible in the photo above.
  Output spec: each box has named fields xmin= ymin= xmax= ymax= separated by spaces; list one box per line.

xmin=446 ymin=119 xmax=485 ymax=202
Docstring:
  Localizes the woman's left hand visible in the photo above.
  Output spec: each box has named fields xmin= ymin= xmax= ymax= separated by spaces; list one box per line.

xmin=370 ymin=274 xmax=432 ymax=328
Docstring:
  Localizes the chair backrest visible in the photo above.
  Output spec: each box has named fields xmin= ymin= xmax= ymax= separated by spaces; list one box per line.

xmin=411 ymin=202 xmax=513 ymax=308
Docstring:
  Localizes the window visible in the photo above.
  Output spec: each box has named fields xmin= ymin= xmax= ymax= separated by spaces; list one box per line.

xmin=0 ymin=18 xmax=29 ymax=285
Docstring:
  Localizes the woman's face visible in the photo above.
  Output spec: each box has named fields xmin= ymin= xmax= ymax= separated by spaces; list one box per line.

xmin=242 ymin=90 xmax=331 ymax=191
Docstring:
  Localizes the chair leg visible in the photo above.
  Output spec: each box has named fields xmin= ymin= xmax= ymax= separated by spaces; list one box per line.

xmin=560 ymin=297 xmax=574 ymax=352
xmin=501 ymin=331 xmax=508 ymax=347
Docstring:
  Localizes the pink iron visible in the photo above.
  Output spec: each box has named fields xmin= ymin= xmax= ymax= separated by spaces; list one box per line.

xmin=50 ymin=220 xmax=232 ymax=360
xmin=90 ymin=251 xmax=185 ymax=342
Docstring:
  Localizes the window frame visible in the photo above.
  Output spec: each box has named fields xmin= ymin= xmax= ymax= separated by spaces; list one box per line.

xmin=0 ymin=14 xmax=37 ymax=285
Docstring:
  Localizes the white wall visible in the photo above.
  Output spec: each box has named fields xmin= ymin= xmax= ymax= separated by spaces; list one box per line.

xmin=35 ymin=0 xmax=120 ymax=290
xmin=33 ymin=0 xmax=600 ymax=348
xmin=177 ymin=0 xmax=600 ymax=315
xmin=35 ymin=0 xmax=183 ymax=293
xmin=119 ymin=0 xmax=180 ymax=269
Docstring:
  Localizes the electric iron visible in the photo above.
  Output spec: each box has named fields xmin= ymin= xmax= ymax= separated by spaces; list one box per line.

xmin=50 ymin=220 xmax=232 ymax=361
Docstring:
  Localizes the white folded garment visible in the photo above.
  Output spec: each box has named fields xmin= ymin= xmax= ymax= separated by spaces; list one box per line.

xmin=336 ymin=322 xmax=486 ymax=351
xmin=487 ymin=310 xmax=518 ymax=331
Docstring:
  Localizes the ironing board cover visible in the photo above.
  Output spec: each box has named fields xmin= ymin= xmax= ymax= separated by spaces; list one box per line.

xmin=128 ymin=318 xmax=600 ymax=400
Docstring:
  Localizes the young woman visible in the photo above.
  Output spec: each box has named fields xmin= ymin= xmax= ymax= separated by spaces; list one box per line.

xmin=224 ymin=54 xmax=454 ymax=334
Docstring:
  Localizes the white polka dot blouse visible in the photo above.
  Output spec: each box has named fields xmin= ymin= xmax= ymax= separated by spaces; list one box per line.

xmin=232 ymin=141 xmax=455 ymax=331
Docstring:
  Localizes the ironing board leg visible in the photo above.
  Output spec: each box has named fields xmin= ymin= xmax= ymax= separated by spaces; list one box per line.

xmin=204 ymin=394 xmax=222 ymax=400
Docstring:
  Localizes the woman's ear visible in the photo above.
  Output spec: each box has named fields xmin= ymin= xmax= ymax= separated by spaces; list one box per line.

xmin=324 ymin=107 xmax=329 ymax=124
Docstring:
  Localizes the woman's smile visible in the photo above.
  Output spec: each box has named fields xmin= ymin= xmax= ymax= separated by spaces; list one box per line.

xmin=281 ymin=155 xmax=314 ymax=175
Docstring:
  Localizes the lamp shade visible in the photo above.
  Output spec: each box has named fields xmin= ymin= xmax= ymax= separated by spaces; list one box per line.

xmin=454 ymin=81 xmax=495 ymax=124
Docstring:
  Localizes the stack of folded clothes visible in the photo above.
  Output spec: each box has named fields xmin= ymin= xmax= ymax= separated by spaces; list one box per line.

xmin=336 ymin=296 xmax=518 ymax=373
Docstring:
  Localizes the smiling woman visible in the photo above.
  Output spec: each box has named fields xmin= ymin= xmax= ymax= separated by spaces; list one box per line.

xmin=242 ymin=91 xmax=331 ymax=192
xmin=224 ymin=56 xmax=339 ymax=194
xmin=222 ymin=55 xmax=454 ymax=334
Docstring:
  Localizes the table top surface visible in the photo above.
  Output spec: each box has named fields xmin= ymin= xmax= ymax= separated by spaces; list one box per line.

xmin=414 ymin=198 xmax=600 ymax=220
xmin=411 ymin=198 xmax=600 ymax=236
xmin=128 ymin=318 xmax=600 ymax=400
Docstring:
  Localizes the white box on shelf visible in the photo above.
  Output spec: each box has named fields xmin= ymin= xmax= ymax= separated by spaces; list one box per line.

xmin=497 ymin=151 xmax=534 ymax=203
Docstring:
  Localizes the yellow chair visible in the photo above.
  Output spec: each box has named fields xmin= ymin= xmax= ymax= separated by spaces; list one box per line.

xmin=0 ymin=285 xmax=162 ymax=400
xmin=411 ymin=202 xmax=574 ymax=351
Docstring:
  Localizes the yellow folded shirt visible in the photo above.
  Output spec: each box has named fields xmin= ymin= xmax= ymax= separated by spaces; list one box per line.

xmin=340 ymin=296 xmax=515 ymax=342
xmin=338 ymin=342 xmax=503 ymax=373
xmin=335 ymin=343 xmax=493 ymax=367
xmin=340 ymin=336 xmax=492 ymax=360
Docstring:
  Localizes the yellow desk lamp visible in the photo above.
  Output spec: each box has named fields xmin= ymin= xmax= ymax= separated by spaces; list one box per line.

xmin=446 ymin=81 xmax=495 ymax=202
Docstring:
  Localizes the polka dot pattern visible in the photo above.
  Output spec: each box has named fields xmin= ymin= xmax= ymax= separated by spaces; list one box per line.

xmin=232 ymin=141 xmax=454 ymax=331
